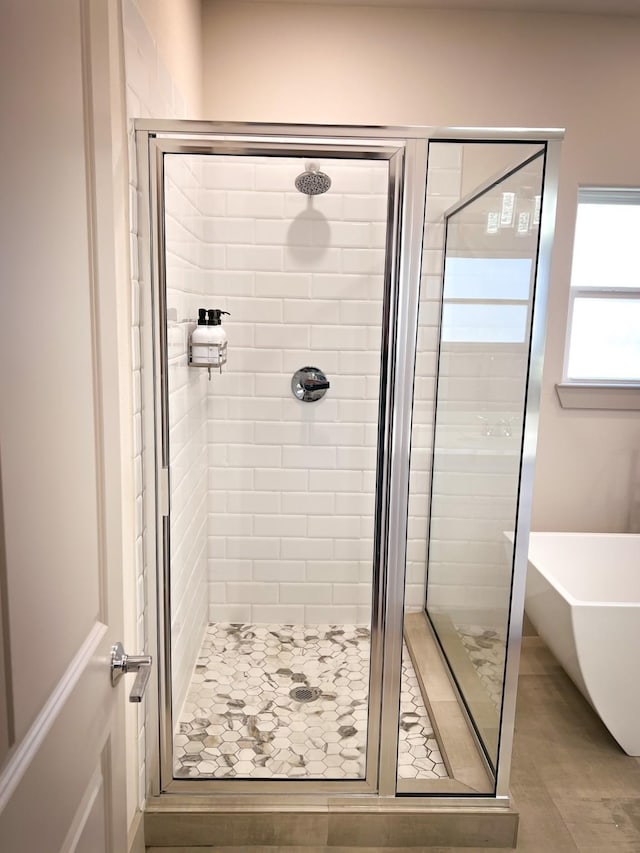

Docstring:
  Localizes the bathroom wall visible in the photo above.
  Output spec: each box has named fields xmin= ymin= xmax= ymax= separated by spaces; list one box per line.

xmin=201 ymin=1 xmax=640 ymax=536
xmin=121 ymin=0 xmax=203 ymax=821
xmin=407 ymin=143 xmax=462 ymax=613
xmin=134 ymin=0 xmax=203 ymax=112
xmin=160 ymin=142 xmax=544 ymax=627
xmin=163 ymin=155 xmax=210 ymax=723
xmin=194 ymin=156 xmax=389 ymax=624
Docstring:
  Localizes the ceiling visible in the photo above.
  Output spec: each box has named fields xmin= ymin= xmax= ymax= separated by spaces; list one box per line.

xmin=243 ymin=0 xmax=640 ymax=15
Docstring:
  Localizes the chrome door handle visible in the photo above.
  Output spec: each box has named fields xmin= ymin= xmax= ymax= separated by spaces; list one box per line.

xmin=110 ymin=642 xmax=152 ymax=703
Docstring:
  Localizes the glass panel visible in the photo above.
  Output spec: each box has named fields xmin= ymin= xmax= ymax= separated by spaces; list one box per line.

xmin=567 ymin=297 xmax=640 ymax=381
xmin=441 ymin=303 xmax=528 ymax=344
xmin=162 ymin=152 xmax=389 ymax=781
xmin=444 ymin=257 xmax=533 ymax=301
xmin=400 ymin=141 xmax=545 ymax=794
xmin=427 ymin=152 xmax=544 ymax=769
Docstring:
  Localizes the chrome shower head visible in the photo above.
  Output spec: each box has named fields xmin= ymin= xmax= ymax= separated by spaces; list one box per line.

xmin=295 ymin=163 xmax=331 ymax=195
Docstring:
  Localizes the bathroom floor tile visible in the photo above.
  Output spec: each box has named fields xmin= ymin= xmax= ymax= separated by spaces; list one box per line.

xmin=173 ymin=623 xmax=446 ymax=780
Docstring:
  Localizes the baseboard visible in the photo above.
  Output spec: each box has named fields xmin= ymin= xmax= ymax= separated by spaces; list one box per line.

xmin=128 ymin=808 xmax=145 ymax=853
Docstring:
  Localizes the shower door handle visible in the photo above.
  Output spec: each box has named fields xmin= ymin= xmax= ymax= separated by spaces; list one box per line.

xmin=110 ymin=642 xmax=153 ymax=703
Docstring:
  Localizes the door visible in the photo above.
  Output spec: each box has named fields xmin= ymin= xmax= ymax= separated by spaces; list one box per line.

xmin=147 ymin=139 xmax=405 ymax=792
xmin=0 ymin=2 xmax=130 ymax=850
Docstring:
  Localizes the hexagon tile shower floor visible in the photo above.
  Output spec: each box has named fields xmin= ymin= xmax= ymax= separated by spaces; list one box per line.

xmin=174 ymin=623 xmax=448 ymax=780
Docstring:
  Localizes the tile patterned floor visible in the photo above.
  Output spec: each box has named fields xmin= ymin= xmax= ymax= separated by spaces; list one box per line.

xmin=174 ymin=623 xmax=447 ymax=781
xmin=454 ymin=624 xmax=506 ymax=708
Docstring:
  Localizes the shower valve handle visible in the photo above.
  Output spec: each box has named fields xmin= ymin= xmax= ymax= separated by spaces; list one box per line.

xmin=303 ymin=378 xmax=330 ymax=392
xmin=291 ymin=367 xmax=330 ymax=402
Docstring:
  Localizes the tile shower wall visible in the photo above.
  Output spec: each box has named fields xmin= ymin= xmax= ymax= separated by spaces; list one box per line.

xmin=200 ymin=157 xmax=389 ymax=625
xmin=181 ymin=149 xmax=518 ymax=626
xmin=415 ymin=143 xmax=533 ymax=619
xmin=164 ymin=156 xmax=209 ymax=720
xmin=122 ymin=0 xmax=198 ymax=809
xmin=407 ymin=143 xmax=463 ymax=614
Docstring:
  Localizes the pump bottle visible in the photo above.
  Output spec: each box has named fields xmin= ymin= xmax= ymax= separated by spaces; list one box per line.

xmin=190 ymin=308 xmax=210 ymax=365
xmin=190 ymin=308 xmax=229 ymax=367
xmin=204 ymin=309 xmax=229 ymax=367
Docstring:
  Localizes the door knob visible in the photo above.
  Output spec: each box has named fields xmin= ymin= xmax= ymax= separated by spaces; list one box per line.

xmin=110 ymin=642 xmax=152 ymax=703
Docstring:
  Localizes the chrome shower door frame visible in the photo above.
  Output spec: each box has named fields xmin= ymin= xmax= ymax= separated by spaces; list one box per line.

xmin=136 ymin=121 xmax=562 ymax=806
xmin=143 ymin=128 xmax=414 ymax=796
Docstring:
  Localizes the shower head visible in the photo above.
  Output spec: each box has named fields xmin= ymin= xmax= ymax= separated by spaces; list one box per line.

xmin=295 ymin=163 xmax=331 ymax=196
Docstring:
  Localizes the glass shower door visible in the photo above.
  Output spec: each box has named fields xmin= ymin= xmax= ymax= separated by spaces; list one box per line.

xmin=425 ymin=149 xmax=546 ymax=769
xmin=157 ymin=145 xmax=403 ymax=789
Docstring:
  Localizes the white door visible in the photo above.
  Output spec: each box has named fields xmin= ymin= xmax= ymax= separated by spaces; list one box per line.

xmin=0 ymin=1 xmax=131 ymax=850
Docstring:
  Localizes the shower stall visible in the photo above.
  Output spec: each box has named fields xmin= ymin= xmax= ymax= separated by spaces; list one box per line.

xmin=137 ymin=122 xmax=559 ymax=841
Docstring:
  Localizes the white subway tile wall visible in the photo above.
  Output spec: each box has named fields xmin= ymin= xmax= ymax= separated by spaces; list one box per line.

xmin=191 ymin=156 xmax=388 ymax=625
xmin=189 ymin=148 xmax=522 ymax=624
xmin=122 ymin=0 xmax=198 ymax=810
xmin=417 ymin=143 xmax=531 ymax=620
xmin=164 ymin=155 xmax=210 ymax=722
xmin=405 ymin=143 xmax=463 ymax=615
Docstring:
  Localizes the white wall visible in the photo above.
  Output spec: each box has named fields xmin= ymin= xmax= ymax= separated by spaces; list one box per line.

xmin=406 ymin=143 xmax=463 ymax=615
xmin=135 ymin=0 xmax=203 ymax=114
xmin=201 ymin=1 xmax=640 ymax=534
xmin=121 ymin=0 xmax=203 ymax=823
xmin=161 ymin=141 xmax=531 ymax=626
xmin=161 ymin=141 xmax=536 ymax=624
xmin=163 ymin=156 xmax=210 ymax=722
xmin=171 ymin=155 xmax=389 ymax=624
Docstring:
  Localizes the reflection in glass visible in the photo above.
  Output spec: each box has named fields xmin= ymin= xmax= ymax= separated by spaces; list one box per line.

xmin=427 ymin=151 xmax=545 ymax=767
xmin=400 ymin=142 xmax=546 ymax=794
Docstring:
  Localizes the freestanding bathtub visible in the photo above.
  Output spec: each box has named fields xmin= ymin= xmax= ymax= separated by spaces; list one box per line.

xmin=525 ymin=532 xmax=640 ymax=756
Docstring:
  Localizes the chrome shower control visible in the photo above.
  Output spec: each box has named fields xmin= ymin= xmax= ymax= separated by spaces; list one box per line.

xmin=291 ymin=367 xmax=330 ymax=402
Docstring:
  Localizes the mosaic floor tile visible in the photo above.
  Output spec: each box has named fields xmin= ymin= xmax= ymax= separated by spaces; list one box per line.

xmin=173 ymin=623 xmax=447 ymax=781
xmin=454 ymin=624 xmax=506 ymax=708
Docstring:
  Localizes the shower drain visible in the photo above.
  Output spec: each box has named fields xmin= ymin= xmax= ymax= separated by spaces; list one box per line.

xmin=289 ymin=686 xmax=321 ymax=703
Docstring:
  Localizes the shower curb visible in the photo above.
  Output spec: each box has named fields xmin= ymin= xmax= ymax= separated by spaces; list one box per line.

xmin=143 ymin=801 xmax=518 ymax=848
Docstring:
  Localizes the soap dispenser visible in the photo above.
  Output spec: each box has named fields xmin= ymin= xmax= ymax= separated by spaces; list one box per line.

xmin=190 ymin=308 xmax=210 ymax=365
xmin=205 ymin=309 xmax=229 ymax=368
xmin=189 ymin=308 xmax=229 ymax=373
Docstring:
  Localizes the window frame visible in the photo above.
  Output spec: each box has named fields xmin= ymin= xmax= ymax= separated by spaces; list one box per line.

xmin=557 ymin=187 xmax=640 ymax=410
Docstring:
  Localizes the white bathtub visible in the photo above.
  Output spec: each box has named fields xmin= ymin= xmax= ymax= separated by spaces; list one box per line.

xmin=525 ymin=532 xmax=640 ymax=756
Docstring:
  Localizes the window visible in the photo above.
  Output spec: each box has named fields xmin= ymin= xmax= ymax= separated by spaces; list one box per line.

xmin=564 ymin=188 xmax=640 ymax=384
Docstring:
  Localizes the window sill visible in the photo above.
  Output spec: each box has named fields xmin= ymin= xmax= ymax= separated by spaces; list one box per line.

xmin=555 ymin=383 xmax=640 ymax=410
